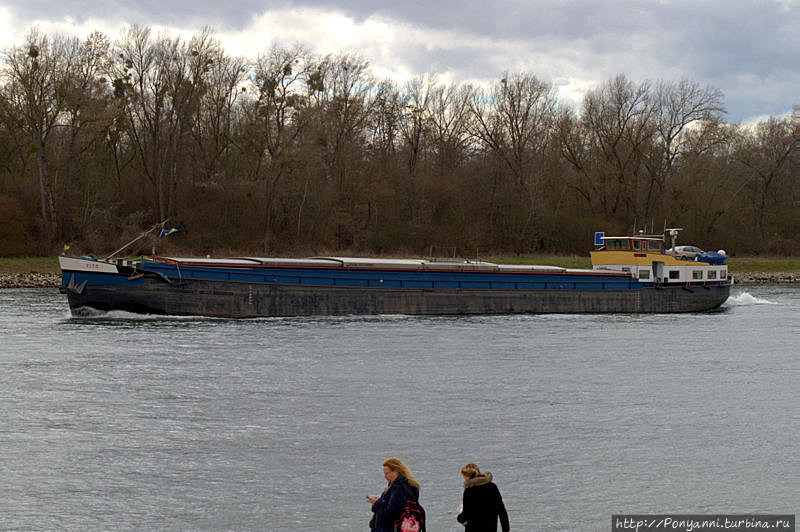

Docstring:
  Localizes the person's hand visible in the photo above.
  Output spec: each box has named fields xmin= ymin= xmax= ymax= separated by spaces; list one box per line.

xmin=367 ymin=496 xmax=378 ymax=504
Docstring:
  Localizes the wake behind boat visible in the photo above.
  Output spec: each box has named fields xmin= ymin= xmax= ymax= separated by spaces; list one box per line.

xmin=59 ymin=229 xmax=732 ymax=317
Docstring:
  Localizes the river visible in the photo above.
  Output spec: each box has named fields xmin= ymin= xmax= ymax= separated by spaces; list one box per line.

xmin=0 ymin=285 xmax=796 ymax=531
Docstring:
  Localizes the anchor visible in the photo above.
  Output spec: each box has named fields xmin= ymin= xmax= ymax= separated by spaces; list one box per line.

xmin=66 ymin=274 xmax=88 ymax=295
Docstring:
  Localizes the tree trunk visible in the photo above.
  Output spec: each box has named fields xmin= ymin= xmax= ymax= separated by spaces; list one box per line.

xmin=36 ymin=143 xmax=57 ymax=240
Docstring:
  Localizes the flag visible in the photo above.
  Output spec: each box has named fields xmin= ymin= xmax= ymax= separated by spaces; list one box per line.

xmin=159 ymin=226 xmax=183 ymax=238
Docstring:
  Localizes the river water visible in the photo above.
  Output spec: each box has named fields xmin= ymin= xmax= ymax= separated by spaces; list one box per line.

xmin=0 ymin=285 xmax=796 ymax=531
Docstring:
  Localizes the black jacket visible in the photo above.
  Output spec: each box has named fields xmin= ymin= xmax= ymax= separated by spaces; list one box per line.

xmin=456 ymin=473 xmax=510 ymax=532
xmin=371 ymin=476 xmax=419 ymax=532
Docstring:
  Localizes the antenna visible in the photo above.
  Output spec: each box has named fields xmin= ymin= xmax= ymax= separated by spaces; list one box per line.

xmin=665 ymin=227 xmax=683 ymax=250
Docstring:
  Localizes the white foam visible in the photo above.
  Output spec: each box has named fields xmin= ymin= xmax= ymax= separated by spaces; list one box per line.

xmin=68 ymin=308 xmax=211 ymax=320
xmin=723 ymin=292 xmax=777 ymax=307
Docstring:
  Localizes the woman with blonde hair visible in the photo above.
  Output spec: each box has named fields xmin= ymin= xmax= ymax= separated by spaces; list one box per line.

xmin=457 ymin=462 xmax=510 ymax=532
xmin=367 ymin=458 xmax=422 ymax=532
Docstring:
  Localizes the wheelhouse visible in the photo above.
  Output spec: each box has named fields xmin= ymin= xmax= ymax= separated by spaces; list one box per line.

xmin=600 ymin=237 xmax=664 ymax=252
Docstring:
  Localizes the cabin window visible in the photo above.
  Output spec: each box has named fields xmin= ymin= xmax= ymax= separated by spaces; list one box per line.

xmin=721 ymin=268 xmax=727 ymax=278
xmin=648 ymin=240 xmax=661 ymax=251
xmin=708 ymin=270 xmax=717 ymax=280
xmin=605 ymin=239 xmax=630 ymax=251
xmin=668 ymin=270 xmax=680 ymax=280
xmin=632 ymin=240 xmax=641 ymax=250
xmin=692 ymin=271 xmax=703 ymax=280
xmin=639 ymin=269 xmax=650 ymax=279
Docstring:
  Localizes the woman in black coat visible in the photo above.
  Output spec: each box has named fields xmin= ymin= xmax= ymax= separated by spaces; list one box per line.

xmin=368 ymin=457 xmax=421 ymax=532
xmin=456 ymin=463 xmax=510 ymax=532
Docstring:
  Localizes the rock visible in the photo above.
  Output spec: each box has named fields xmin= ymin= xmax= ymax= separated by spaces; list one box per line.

xmin=733 ymin=271 xmax=799 ymax=284
xmin=0 ymin=273 xmax=61 ymax=289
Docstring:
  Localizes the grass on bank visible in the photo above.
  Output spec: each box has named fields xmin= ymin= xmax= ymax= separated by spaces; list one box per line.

xmin=0 ymin=255 xmax=797 ymax=275
xmin=0 ymin=257 xmax=61 ymax=273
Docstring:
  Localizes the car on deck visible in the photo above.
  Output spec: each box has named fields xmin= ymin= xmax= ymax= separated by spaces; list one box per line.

xmin=667 ymin=245 xmax=704 ymax=259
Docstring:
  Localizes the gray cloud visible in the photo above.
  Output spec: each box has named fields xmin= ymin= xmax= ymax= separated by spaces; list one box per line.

xmin=3 ymin=0 xmax=798 ymax=121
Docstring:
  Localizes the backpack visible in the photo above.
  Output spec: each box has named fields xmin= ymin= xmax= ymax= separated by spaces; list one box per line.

xmin=394 ymin=483 xmax=425 ymax=532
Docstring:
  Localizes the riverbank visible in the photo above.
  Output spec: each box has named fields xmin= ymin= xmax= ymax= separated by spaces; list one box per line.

xmin=1 ymin=273 xmax=62 ymax=288
xmin=0 ymin=271 xmax=796 ymax=289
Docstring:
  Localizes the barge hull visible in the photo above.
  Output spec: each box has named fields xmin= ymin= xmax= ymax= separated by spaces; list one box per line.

xmin=62 ymin=277 xmax=732 ymax=317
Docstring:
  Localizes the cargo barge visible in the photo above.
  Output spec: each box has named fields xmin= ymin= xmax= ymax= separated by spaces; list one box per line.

xmin=59 ymin=230 xmax=732 ymax=317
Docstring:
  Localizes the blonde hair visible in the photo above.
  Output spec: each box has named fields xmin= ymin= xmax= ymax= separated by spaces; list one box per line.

xmin=383 ymin=458 xmax=421 ymax=490
xmin=460 ymin=462 xmax=482 ymax=479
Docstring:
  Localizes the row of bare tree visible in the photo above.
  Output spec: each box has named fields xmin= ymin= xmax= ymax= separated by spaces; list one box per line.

xmin=0 ymin=27 xmax=796 ymax=258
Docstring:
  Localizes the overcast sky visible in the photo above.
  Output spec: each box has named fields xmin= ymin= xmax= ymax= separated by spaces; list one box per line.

xmin=1 ymin=0 xmax=797 ymax=123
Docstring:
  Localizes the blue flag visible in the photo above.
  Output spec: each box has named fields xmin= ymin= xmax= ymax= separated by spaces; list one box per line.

xmin=159 ymin=226 xmax=183 ymax=238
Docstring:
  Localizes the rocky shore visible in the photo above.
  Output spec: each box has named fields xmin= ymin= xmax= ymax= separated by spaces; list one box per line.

xmin=731 ymin=271 xmax=799 ymax=284
xmin=0 ymin=271 xmax=796 ymax=289
xmin=0 ymin=273 xmax=62 ymax=289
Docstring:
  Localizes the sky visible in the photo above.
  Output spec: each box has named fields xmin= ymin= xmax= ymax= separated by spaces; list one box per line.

xmin=0 ymin=0 xmax=797 ymax=123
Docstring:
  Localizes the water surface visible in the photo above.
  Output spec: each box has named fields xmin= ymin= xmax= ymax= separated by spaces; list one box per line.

xmin=0 ymin=286 xmax=796 ymax=530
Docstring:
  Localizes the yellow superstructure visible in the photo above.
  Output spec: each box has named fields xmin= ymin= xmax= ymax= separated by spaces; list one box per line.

xmin=588 ymin=234 xmax=729 ymax=284
xmin=591 ymin=250 xmax=707 ymax=267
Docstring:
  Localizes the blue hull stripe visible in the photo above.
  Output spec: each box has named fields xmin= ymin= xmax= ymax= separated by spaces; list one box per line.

xmin=63 ymin=263 xmax=640 ymax=291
